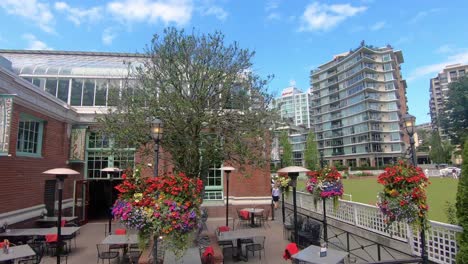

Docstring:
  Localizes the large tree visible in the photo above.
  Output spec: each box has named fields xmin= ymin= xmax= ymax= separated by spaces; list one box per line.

xmin=98 ymin=28 xmax=275 ymax=178
xmin=456 ymin=140 xmax=468 ymax=263
xmin=441 ymin=76 xmax=468 ymax=145
xmin=304 ymin=130 xmax=319 ymax=170
xmin=429 ymin=131 xmax=452 ymax=164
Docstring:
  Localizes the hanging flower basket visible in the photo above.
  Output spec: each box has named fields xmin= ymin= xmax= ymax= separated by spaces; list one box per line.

xmin=277 ymin=173 xmax=291 ymax=193
xmin=306 ymin=167 xmax=344 ymax=208
xmin=376 ymin=161 xmax=429 ymax=227
xmin=112 ymin=165 xmax=204 ymax=256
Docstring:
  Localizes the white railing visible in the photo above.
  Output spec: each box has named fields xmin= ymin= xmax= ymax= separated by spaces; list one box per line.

xmin=287 ymin=191 xmax=463 ymax=264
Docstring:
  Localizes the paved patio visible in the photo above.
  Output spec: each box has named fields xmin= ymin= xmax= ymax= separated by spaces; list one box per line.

xmin=36 ymin=210 xmax=292 ymax=264
xmin=35 ymin=207 xmax=412 ymax=264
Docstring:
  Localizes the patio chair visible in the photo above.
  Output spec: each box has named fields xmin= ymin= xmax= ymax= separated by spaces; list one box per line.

xmin=18 ymin=242 xmax=44 ymax=264
xmin=235 ymin=208 xmax=250 ymax=229
xmin=297 ymin=219 xmax=321 ymax=248
xmin=44 ymin=234 xmax=67 ymax=256
xmin=128 ymin=250 xmax=142 ymax=264
xmin=109 ymin=228 xmax=127 ymax=252
xmin=256 ymin=207 xmax=271 ymax=228
xmin=283 ymin=214 xmax=304 ymax=242
xmin=215 ymin=226 xmax=234 ymax=257
xmin=245 ymin=236 xmax=266 ymax=260
xmin=96 ymin=244 xmax=120 ymax=264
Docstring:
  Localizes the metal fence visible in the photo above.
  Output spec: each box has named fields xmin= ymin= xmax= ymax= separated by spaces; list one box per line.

xmin=287 ymin=191 xmax=463 ymax=264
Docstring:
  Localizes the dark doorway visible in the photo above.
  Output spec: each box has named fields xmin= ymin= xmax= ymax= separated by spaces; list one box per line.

xmin=88 ymin=180 xmax=121 ymax=220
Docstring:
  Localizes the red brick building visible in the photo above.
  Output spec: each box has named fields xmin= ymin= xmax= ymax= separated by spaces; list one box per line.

xmin=0 ymin=50 xmax=271 ymax=226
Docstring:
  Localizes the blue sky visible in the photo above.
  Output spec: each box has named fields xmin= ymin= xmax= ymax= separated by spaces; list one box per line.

xmin=1 ymin=0 xmax=468 ymax=124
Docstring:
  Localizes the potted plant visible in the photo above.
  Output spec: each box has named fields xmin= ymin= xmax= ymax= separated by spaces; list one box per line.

xmin=112 ymin=164 xmax=204 ymax=258
xmin=376 ymin=161 xmax=429 ymax=227
xmin=306 ymin=166 xmax=344 ymax=208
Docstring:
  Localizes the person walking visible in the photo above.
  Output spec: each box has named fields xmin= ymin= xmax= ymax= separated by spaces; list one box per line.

xmin=272 ymin=183 xmax=280 ymax=209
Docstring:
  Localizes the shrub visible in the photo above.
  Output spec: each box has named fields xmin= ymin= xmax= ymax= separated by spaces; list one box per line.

xmin=456 ymin=140 xmax=468 ymax=263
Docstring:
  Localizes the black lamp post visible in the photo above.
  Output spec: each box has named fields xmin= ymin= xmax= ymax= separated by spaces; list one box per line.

xmin=403 ymin=114 xmax=427 ymax=264
xmin=150 ymin=118 xmax=163 ymax=264
xmin=318 ymin=149 xmax=328 ymax=242
xmin=101 ymin=167 xmax=122 ymax=235
xmin=277 ymin=166 xmax=310 ymax=244
xmin=219 ymin=166 xmax=235 ymax=227
xmin=151 ymin=119 xmax=163 ymax=178
xmin=43 ymin=168 xmax=79 ymax=264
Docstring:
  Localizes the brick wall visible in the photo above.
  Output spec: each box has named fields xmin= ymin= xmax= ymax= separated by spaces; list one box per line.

xmin=0 ymin=103 xmax=82 ymax=214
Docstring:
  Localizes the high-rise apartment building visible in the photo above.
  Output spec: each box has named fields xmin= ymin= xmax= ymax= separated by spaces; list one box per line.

xmin=310 ymin=44 xmax=409 ymax=167
xmin=429 ymin=64 xmax=468 ymax=138
xmin=272 ymin=86 xmax=313 ymax=128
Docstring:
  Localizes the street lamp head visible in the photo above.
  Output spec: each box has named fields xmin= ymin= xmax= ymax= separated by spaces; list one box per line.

xmin=150 ymin=119 xmax=163 ymax=141
xmin=403 ymin=113 xmax=416 ymax=136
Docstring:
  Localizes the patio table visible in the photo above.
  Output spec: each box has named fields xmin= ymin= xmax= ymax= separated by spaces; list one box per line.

xmin=241 ymin=208 xmax=264 ymax=228
xmin=0 ymin=244 xmax=36 ymax=262
xmin=101 ymin=234 xmax=139 ymax=245
xmin=36 ymin=216 xmax=78 ymax=224
xmin=291 ymin=244 xmax=348 ymax=264
xmin=0 ymin=227 xmax=80 ymax=237
xmin=164 ymin=247 xmax=201 ymax=264
xmin=217 ymin=229 xmax=257 ymax=262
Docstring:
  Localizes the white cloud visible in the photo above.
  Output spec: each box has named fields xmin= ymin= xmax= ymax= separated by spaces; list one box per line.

xmin=54 ymin=2 xmax=102 ymax=26
xmin=370 ymin=21 xmax=385 ymax=31
xmin=200 ymin=6 xmax=228 ymax=21
xmin=22 ymin=34 xmax=52 ymax=50
xmin=408 ymin=51 xmax=468 ymax=81
xmin=266 ymin=0 xmax=280 ymax=11
xmin=435 ymin=44 xmax=457 ymax=54
xmin=102 ymin=28 xmax=117 ymax=45
xmin=289 ymin=80 xmax=297 ymax=87
xmin=107 ymin=0 xmax=193 ymax=25
xmin=299 ymin=2 xmax=367 ymax=32
xmin=266 ymin=12 xmax=281 ymax=21
xmin=0 ymin=0 xmax=54 ymax=33
xmin=409 ymin=8 xmax=440 ymax=24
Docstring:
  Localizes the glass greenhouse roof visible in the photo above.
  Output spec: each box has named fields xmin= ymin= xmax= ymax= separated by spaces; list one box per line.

xmin=0 ymin=50 xmax=147 ymax=77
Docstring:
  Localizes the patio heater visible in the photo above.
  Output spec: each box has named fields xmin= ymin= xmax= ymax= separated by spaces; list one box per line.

xmin=277 ymin=166 xmax=310 ymax=244
xmin=43 ymin=168 xmax=79 ymax=264
xmin=150 ymin=118 xmax=163 ymax=264
xmin=219 ymin=166 xmax=235 ymax=227
xmin=101 ymin=167 xmax=122 ymax=235
xmin=403 ymin=114 xmax=427 ymax=264
xmin=279 ymin=146 xmax=286 ymax=223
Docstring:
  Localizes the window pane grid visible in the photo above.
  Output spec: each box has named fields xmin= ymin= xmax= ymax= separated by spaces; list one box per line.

xmin=17 ymin=120 xmax=40 ymax=154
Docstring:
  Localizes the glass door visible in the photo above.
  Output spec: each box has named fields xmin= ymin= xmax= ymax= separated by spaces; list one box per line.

xmin=74 ymin=180 xmax=89 ymax=225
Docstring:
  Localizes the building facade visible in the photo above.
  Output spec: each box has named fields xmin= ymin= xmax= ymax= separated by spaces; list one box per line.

xmin=429 ymin=64 xmax=468 ymax=138
xmin=0 ymin=50 xmax=271 ymax=226
xmin=272 ymin=86 xmax=313 ymax=128
xmin=310 ymin=44 xmax=409 ymax=168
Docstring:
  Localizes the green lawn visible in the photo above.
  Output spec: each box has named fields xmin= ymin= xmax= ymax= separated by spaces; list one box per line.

xmin=296 ymin=177 xmax=458 ymax=223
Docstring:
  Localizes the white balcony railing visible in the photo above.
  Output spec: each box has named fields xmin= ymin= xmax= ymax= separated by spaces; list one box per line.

xmin=287 ymin=191 xmax=463 ymax=264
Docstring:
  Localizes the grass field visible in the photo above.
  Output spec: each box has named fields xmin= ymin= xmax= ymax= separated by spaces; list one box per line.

xmin=296 ymin=177 xmax=458 ymax=223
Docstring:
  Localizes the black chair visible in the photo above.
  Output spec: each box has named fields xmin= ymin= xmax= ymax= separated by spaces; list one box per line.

xmin=97 ymin=244 xmax=120 ymax=264
xmin=245 ymin=236 xmax=266 ymax=260
xmin=283 ymin=214 xmax=304 ymax=242
xmin=215 ymin=227 xmax=234 ymax=257
xmin=18 ymin=242 xmax=44 ymax=264
xmin=128 ymin=250 xmax=142 ymax=264
xmin=235 ymin=209 xmax=249 ymax=229
xmin=297 ymin=219 xmax=321 ymax=248
xmin=256 ymin=208 xmax=271 ymax=228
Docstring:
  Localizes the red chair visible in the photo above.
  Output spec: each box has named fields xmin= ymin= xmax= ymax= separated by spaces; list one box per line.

xmin=201 ymin=246 xmax=214 ymax=264
xmin=115 ymin=229 xmax=126 ymax=235
xmin=61 ymin=220 xmax=66 ymax=227
xmin=217 ymin=226 xmax=230 ymax=233
xmin=283 ymin=242 xmax=299 ymax=260
xmin=45 ymin=234 xmax=60 ymax=256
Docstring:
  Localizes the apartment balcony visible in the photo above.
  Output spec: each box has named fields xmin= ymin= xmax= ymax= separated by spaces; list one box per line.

xmin=332 ymin=151 xmax=345 ymax=156
xmin=331 ymin=124 xmax=343 ymax=129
